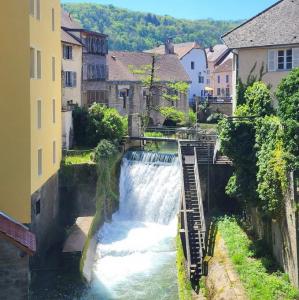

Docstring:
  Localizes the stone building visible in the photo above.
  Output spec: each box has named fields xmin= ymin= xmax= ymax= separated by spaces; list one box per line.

xmin=105 ymin=51 xmax=191 ymax=133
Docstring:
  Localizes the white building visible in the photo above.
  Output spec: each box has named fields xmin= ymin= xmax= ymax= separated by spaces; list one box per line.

xmin=146 ymin=40 xmax=208 ymax=104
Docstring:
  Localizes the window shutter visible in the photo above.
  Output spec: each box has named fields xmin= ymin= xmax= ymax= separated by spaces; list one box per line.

xmin=268 ymin=50 xmax=276 ymax=72
xmin=292 ymin=48 xmax=299 ymax=68
xmin=70 ymin=46 xmax=73 ymax=60
xmin=73 ymin=72 xmax=77 ymax=87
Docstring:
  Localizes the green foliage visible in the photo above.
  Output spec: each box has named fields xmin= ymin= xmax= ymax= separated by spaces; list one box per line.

xmin=94 ymin=140 xmax=118 ymax=162
xmin=63 ymin=3 xmax=241 ymax=52
xmin=186 ymin=109 xmax=196 ymax=127
xmin=218 ymin=217 xmax=298 ymax=300
xmin=176 ymin=230 xmax=192 ymax=300
xmin=206 ymin=112 xmax=224 ymax=124
xmin=276 ymin=68 xmax=299 ymax=122
xmin=62 ymin=150 xmax=94 ymax=166
xmin=244 ymin=82 xmax=274 ymax=116
xmin=160 ymin=107 xmax=185 ymax=125
xmin=255 ymin=116 xmax=288 ymax=217
xmin=218 ymin=118 xmax=258 ymax=203
xmin=73 ymin=104 xmax=127 ymax=147
xmin=144 ymin=132 xmax=164 ymax=138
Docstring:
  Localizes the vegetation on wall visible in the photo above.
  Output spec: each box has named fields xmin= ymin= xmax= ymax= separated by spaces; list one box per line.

xmin=218 ymin=217 xmax=298 ymax=300
xmin=219 ymin=70 xmax=299 ymax=217
xmin=62 ymin=3 xmax=241 ymax=51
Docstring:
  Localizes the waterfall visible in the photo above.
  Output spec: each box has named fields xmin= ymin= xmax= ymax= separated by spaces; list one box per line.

xmin=89 ymin=151 xmax=181 ymax=300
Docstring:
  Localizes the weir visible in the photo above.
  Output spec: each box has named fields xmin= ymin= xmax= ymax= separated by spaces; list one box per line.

xmin=88 ymin=151 xmax=181 ymax=299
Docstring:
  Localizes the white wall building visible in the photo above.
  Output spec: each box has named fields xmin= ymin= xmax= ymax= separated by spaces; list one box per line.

xmin=146 ymin=41 xmax=208 ymax=104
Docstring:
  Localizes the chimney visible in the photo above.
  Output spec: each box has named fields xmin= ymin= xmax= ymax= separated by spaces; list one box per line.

xmin=165 ymin=38 xmax=175 ymax=55
xmin=209 ymin=45 xmax=214 ymax=52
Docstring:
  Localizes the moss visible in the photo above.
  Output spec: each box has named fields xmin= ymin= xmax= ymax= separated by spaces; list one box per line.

xmin=79 ymin=152 xmax=122 ymax=275
xmin=176 ymin=228 xmax=192 ymax=300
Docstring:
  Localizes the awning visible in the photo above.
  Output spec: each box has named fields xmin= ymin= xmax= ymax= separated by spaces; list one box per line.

xmin=204 ymin=87 xmax=213 ymax=91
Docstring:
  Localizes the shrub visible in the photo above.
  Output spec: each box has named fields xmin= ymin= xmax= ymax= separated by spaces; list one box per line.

xmin=160 ymin=106 xmax=185 ymax=125
xmin=94 ymin=140 xmax=118 ymax=162
xmin=206 ymin=112 xmax=224 ymax=124
xmin=276 ymin=68 xmax=299 ymax=122
xmin=244 ymin=81 xmax=273 ymax=116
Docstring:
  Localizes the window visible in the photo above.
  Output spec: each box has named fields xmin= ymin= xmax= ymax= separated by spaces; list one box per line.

xmin=206 ymin=79 xmax=210 ymax=85
xmin=226 ymin=88 xmax=230 ymax=97
xmin=217 ymin=75 xmax=221 ymax=84
xmin=38 ymin=149 xmax=42 ymax=176
xmin=51 ymin=8 xmax=55 ymax=31
xmin=198 ymin=75 xmax=204 ymax=84
xmin=63 ymin=45 xmax=73 ymax=60
xmin=30 ymin=0 xmax=35 ymax=16
xmin=37 ymin=100 xmax=42 ymax=129
xmin=87 ymin=64 xmax=107 ymax=80
xmin=277 ymin=50 xmax=293 ymax=70
xmin=52 ymin=141 xmax=56 ymax=164
xmin=191 ymin=61 xmax=195 ymax=70
xmin=35 ymin=199 xmax=41 ymax=215
xmin=52 ymin=57 xmax=56 ymax=81
xmin=217 ymin=88 xmax=221 ymax=96
xmin=30 ymin=47 xmax=35 ymax=78
xmin=86 ymin=36 xmax=108 ymax=55
xmin=52 ymin=99 xmax=56 ymax=123
xmin=36 ymin=0 xmax=40 ymax=20
xmin=87 ymin=90 xmax=108 ymax=105
xmin=64 ymin=71 xmax=77 ymax=87
xmin=37 ymin=50 xmax=41 ymax=79
xmin=226 ymin=75 xmax=229 ymax=83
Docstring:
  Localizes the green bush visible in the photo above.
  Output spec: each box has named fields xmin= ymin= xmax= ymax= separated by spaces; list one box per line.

xmin=73 ymin=104 xmax=127 ymax=147
xmin=94 ymin=139 xmax=118 ymax=162
xmin=244 ymin=82 xmax=273 ymax=116
xmin=276 ymin=68 xmax=299 ymax=122
xmin=160 ymin=106 xmax=185 ymax=125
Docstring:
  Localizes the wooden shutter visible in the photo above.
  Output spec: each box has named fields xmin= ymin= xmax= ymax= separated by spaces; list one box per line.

xmin=73 ymin=72 xmax=77 ymax=87
xmin=292 ymin=48 xmax=299 ymax=68
xmin=268 ymin=49 xmax=276 ymax=72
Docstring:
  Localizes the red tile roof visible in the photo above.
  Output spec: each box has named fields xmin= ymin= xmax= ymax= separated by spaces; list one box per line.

xmin=0 ymin=212 xmax=36 ymax=255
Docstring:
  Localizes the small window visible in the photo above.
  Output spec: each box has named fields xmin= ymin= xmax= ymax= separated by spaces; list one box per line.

xmin=286 ymin=49 xmax=293 ymax=70
xmin=64 ymin=71 xmax=77 ymax=87
xmin=52 ymin=57 xmax=55 ymax=81
xmin=30 ymin=47 xmax=35 ymax=78
xmin=38 ymin=148 xmax=42 ymax=176
xmin=52 ymin=141 xmax=56 ymax=164
xmin=52 ymin=99 xmax=56 ymax=123
xmin=226 ymin=87 xmax=230 ymax=97
xmin=217 ymin=75 xmax=221 ymax=84
xmin=36 ymin=0 xmax=40 ymax=20
xmin=51 ymin=8 xmax=55 ymax=31
xmin=278 ymin=50 xmax=285 ymax=70
xmin=35 ymin=198 xmax=41 ymax=215
xmin=226 ymin=75 xmax=229 ymax=83
xmin=37 ymin=100 xmax=42 ymax=129
xmin=63 ymin=45 xmax=73 ymax=60
xmin=191 ymin=61 xmax=195 ymax=70
xmin=37 ymin=50 xmax=41 ymax=79
xmin=217 ymin=88 xmax=221 ymax=96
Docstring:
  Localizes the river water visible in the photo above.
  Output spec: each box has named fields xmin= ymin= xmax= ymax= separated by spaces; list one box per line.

xmin=88 ymin=151 xmax=181 ymax=299
xmin=30 ymin=151 xmax=181 ymax=300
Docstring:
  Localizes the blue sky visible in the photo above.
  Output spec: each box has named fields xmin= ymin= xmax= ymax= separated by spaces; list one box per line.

xmin=61 ymin=0 xmax=278 ymax=20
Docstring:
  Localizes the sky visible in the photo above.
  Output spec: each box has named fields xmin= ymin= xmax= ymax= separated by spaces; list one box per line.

xmin=61 ymin=0 xmax=278 ymax=20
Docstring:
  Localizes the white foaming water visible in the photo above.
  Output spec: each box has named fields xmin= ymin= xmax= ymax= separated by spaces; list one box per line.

xmin=90 ymin=151 xmax=181 ymax=300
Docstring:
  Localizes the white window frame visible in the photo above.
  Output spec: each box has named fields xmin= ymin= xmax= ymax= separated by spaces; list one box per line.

xmin=268 ymin=48 xmax=299 ymax=72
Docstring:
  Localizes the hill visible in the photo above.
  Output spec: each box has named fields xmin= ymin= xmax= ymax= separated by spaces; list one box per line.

xmin=62 ymin=3 xmax=242 ymax=51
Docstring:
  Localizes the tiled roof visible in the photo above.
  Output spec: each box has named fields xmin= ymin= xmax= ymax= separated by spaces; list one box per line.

xmin=61 ymin=29 xmax=82 ymax=46
xmin=0 ymin=212 xmax=36 ymax=255
xmin=222 ymin=0 xmax=299 ymax=49
xmin=205 ymin=44 xmax=229 ymax=63
xmin=214 ymin=58 xmax=233 ymax=73
xmin=145 ymin=42 xmax=202 ymax=59
xmin=61 ymin=9 xmax=82 ymax=30
xmin=108 ymin=51 xmax=191 ymax=83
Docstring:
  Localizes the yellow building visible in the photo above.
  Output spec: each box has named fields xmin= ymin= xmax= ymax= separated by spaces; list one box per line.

xmin=0 ymin=0 xmax=61 ymax=224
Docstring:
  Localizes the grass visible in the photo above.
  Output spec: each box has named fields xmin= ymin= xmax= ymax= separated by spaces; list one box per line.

xmin=63 ymin=150 xmax=95 ymax=165
xmin=217 ymin=217 xmax=298 ymax=300
xmin=144 ymin=131 xmax=165 ymax=138
xmin=176 ymin=230 xmax=192 ymax=300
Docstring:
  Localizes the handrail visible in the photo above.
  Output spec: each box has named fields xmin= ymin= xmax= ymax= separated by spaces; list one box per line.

xmin=178 ymin=142 xmax=192 ymax=278
xmin=194 ymin=147 xmax=206 ymax=234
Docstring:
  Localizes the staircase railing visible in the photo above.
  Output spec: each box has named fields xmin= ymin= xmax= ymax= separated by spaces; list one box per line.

xmin=178 ymin=142 xmax=191 ymax=278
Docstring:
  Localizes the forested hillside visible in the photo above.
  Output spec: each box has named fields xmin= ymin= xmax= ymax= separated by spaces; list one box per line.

xmin=62 ymin=3 xmax=242 ymax=51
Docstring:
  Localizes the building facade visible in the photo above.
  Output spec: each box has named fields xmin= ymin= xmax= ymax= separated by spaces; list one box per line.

xmin=222 ymin=0 xmax=299 ymax=110
xmin=146 ymin=41 xmax=207 ymax=104
xmin=0 ymin=0 xmax=61 ymax=225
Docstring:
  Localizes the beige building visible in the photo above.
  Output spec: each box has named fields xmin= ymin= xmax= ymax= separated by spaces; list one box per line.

xmin=61 ymin=11 xmax=83 ymax=149
xmin=205 ymin=45 xmax=232 ymax=100
xmin=222 ymin=0 xmax=299 ymax=110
